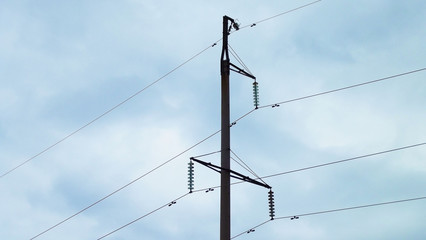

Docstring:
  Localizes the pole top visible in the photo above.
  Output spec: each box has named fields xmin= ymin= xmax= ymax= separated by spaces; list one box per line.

xmin=223 ymin=15 xmax=240 ymax=31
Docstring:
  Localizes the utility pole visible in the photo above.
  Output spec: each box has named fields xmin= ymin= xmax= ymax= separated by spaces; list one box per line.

xmin=220 ymin=15 xmax=242 ymax=240
xmin=189 ymin=15 xmax=269 ymax=240
xmin=220 ymin=15 xmax=232 ymax=240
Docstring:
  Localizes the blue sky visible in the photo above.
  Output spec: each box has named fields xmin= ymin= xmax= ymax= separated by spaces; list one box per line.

xmin=1 ymin=0 xmax=425 ymax=239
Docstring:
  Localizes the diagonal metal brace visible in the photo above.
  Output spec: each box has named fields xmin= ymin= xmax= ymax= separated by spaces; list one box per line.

xmin=190 ymin=157 xmax=271 ymax=189
xmin=229 ymin=63 xmax=256 ymax=80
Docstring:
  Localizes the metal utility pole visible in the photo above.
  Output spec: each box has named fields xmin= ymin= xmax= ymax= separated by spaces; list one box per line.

xmin=190 ymin=15 xmax=269 ymax=240
xmin=220 ymin=15 xmax=237 ymax=240
xmin=190 ymin=15 xmax=266 ymax=239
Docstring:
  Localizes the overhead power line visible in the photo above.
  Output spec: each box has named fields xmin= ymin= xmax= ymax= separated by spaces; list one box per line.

xmin=97 ymin=193 xmax=189 ymax=240
xmin=238 ymin=0 xmax=323 ymax=30
xmin=0 ymin=42 xmax=219 ymax=179
xmin=1 ymin=0 xmax=323 ymax=179
xmin=203 ymin=141 xmax=426 ymax=189
xmin=98 ymin=186 xmax=225 ymax=239
xmin=28 ymin=65 xmax=426 ymax=239
xmin=94 ymin=188 xmax=426 ymax=239
xmin=260 ymin=142 xmax=426 ymax=180
xmin=230 ymin=149 xmax=268 ymax=186
xmin=259 ymin=67 xmax=426 ymax=109
xmin=29 ymin=130 xmax=220 ymax=240
xmin=229 ymin=44 xmax=254 ymax=76
xmin=26 ymin=4 xmax=334 ymax=237
xmin=192 ymin=150 xmax=222 ymax=159
xmin=20 ymin=1 xmax=424 ymax=236
xmin=232 ymin=196 xmax=426 ymax=239
xmin=96 ymin=141 xmax=425 ymax=239
xmin=230 ymin=67 xmax=426 ymax=125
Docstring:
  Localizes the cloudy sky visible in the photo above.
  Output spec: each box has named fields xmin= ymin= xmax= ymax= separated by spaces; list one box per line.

xmin=1 ymin=0 xmax=425 ymax=239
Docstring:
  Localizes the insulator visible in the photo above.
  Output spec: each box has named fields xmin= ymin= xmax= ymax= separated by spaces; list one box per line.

xmin=253 ymin=82 xmax=259 ymax=109
xmin=268 ymin=190 xmax=275 ymax=220
xmin=188 ymin=161 xmax=194 ymax=192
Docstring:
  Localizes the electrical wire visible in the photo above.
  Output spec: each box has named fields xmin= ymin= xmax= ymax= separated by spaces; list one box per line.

xmin=185 ymin=141 xmax=426 ymax=190
xmin=231 ymin=219 xmax=272 ymax=239
xmin=191 ymin=149 xmax=265 ymax=186
xmin=259 ymin=67 xmax=426 ymax=109
xmin=239 ymin=0 xmax=323 ymax=30
xmin=230 ymin=149 xmax=268 ymax=186
xmin=230 ymin=67 xmax=426 ymax=126
xmin=191 ymin=148 xmax=267 ymax=187
xmin=93 ymin=186 xmax=426 ymax=239
xmin=260 ymin=142 xmax=426 ymax=180
xmin=210 ymin=141 xmax=426 ymax=189
xmin=2 ymin=0 xmax=322 ymax=180
xmin=97 ymin=186 xmax=221 ymax=239
xmin=29 ymin=129 xmax=221 ymax=239
xmin=226 ymin=141 xmax=426 ymax=186
xmin=229 ymin=44 xmax=253 ymax=75
xmin=27 ymin=65 xmax=426 ymax=238
xmin=3 ymin=0 xmax=420 ymax=180
xmin=231 ymin=156 xmax=255 ymax=177
xmin=17 ymin=65 xmax=424 ymax=182
xmin=97 ymin=193 xmax=190 ymax=240
xmin=232 ymin=196 xmax=426 ymax=239
xmin=1 ymin=41 xmax=221 ymax=179
xmin=192 ymin=150 xmax=222 ymax=159
xmin=93 ymin=139 xmax=425 ymax=239
xmin=17 ymin=2 xmax=426 ymax=237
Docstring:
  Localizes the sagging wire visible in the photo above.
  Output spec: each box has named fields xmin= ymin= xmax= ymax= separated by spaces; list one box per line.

xmin=232 ymin=196 xmax=426 ymax=239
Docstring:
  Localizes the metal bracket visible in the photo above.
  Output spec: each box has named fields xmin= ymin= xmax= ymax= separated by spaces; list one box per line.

xmin=190 ymin=157 xmax=271 ymax=189
xmin=229 ymin=63 xmax=256 ymax=80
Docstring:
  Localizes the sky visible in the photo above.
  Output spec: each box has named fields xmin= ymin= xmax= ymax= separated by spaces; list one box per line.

xmin=1 ymin=0 xmax=425 ymax=239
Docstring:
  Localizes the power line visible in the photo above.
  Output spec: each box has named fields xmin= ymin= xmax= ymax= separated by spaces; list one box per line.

xmin=230 ymin=156 xmax=256 ymax=178
xmin=97 ymin=186 xmax=229 ymax=239
xmin=232 ymin=196 xmax=426 ymax=239
xmin=97 ymin=186 xmax=222 ymax=239
xmin=200 ymin=141 xmax=426 ymax=189
xmin=0 ymin=0 xmax=326 ymax=179
xmin=0 ymin=41 xmax=219 ymax=179
xmin=95 ymin=176 xmax=426 ymax=239
xmin=260 ymin=142 xmax=426 ymax=180
xmin=9 ymin=64 xmax=423 ymax=180
xmin=259 ymin=67 xmax=426 ymax=109
xmin=192 ymin=150 xmax=222 ymax=159
xmin=238 ymin=0 xmax=323 ymax=30
xmin=192 ymin=148 xmax=267 ymax=185
xmin=97 ymin=193 xmax=190 ymax=240
xmin=18 ymin=3 xmax=424 ymax=237
xmin=230 ymin=67 xmax=426 ymax=126
xmin=231 ymin=219 xmax=271 ymax=239
xmin=93 ymin=141 xmax=425 ymax=239
xmin=229 ymin=44 xmax=253 ymax=76
xmin=29 ymin=129 xmax=220 ymax=239
xmin=230 ymin=149 xmax=268 ymax=186
xmin=97 ymin=186 xmax=260 ymax=239
xmin=34 ymin=67 xmax=424 ymax=238
xmin=97 ymin=3 xmax=424 ymax=236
